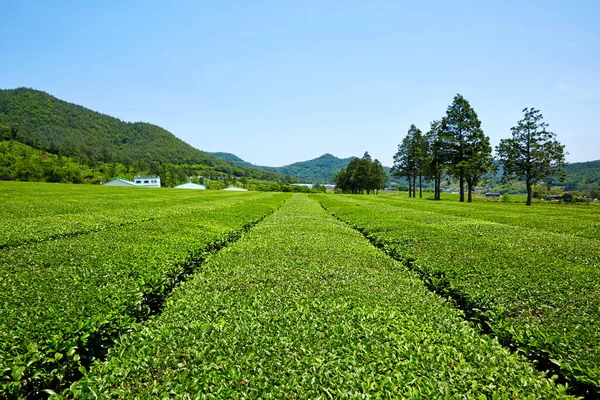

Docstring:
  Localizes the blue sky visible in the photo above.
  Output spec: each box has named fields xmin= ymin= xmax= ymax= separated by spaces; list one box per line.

xmin=1 ymin=1 xmax=599 ymax=166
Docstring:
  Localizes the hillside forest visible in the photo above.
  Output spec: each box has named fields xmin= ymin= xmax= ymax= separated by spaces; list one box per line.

xmin=0 ymin=88 xmax=295 ymax=186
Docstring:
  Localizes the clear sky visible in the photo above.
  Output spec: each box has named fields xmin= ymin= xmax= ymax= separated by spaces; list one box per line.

xmin=1 ymin=0 xmax=598 ymax=166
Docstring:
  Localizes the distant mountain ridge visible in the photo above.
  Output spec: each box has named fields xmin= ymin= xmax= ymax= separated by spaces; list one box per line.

xmin=209 ymin=152 xmax=355 ymax=183
xmin=209 ymin=152 xmax=255 ymax=168
xmin=564 ymin=159 xmax=600 ymax=191
xmin=0 ymin=88 xmax=294 ymax=182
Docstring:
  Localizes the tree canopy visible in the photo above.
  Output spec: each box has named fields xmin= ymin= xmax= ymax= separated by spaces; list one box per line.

xmin=391 ymin=125 xmax=427 ymax=198
xmin=496 ymin=108 xmax=566 ymax=205
xmin=441 ymin=94 xmax=493 ymax=202
xmin=334 ymin=152 xmax=387 ymax=194
xmin=422 ymin=120 xmax=448 ymax=200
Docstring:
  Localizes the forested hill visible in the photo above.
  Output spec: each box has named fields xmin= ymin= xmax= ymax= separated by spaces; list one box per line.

xmin=209 ymin=152 xmax=356 ymax=183
xmin=210 ymin=152 xmax=406 ymax=184
xmin=564 ymin=159 xmax=600 ymax=191
xmin=208 ymin=152 xmax=255 ymax=167
xmin=266 ymin=153 xmax=355 ymax=182
xmin=0 ymin=88 xmax=293 ymax=182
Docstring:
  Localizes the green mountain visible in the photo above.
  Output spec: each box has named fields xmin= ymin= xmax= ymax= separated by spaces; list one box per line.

xmin=486 ymin=159 xmax=600 ymax=192
xmin=209 ymin=152 xmax=355 ymax=183
xmin=0 ymin=88 xmax=294 ymax=183
xmin=208 ymin=152 xmax=255 ymax=168
xmin=210 ymin=152 xmax=407 ymax=185
xmin=564 ymin=160 xmax=600 ymax=191
xmin=268 ymin=153 xmax=355 ymax=182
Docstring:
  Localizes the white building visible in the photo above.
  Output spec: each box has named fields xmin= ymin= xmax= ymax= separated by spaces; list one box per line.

xmin=103 ymin=178 xmax=136 ymax=186
xmin=103 ymin=176 xmax=161 ymax=187
xmin=222 ymin=186 xmax=248 ymax=191
xmin=174 ymin=182 xmax=206 ymax=190
xmin=134 ymin=176 xmax=161 ymax=187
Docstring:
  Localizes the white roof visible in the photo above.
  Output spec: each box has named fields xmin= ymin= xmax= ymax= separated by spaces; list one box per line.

xmin=222 ymin=186 xmax=248 ymax=191
xmin=174 ymin=182 xmax=206 ymax=189
xmin=103 ymin=178 xmax=136 ymax=186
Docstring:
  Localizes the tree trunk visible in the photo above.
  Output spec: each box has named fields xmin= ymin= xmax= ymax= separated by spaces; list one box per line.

xmin=459 ymin=177 xmax=465 ymax=202
xmin=526 ymin=180 xmax=533 ymax=206
xmin=413 ymin=176 xmax=417 ymax=197
xmin=467 ymin=184 xmax=473 ymax=203
xmin=419 ymin=175 xmax=422 ymax=198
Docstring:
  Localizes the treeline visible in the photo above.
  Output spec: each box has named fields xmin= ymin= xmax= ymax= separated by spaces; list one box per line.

xmin=563 ymin=160 xmax=600 ymax=192
xmin=0 ymin=139 xmax=335 ymax=192
xmin=0 ymin=139 xmax=288 ymax=187
xmin=0 ymin=140 xmax=95 ymax=183
xmin=0 ymin=88 xmax=294 ymax=183
xmin=333 ymin=152 xmax=387 ymax=194
xmin=392 ymin=94 xmax=566 ymax=205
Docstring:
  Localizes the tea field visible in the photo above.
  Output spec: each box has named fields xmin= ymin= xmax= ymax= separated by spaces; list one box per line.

xmin=1 ymin=182 xmax=599 ymax=398
xmin=312 ymin=193 xmax=600 ymax=395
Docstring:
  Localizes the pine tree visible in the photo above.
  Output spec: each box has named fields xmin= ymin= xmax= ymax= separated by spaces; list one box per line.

xmin=441 ymin=94 xmax=492 ymax=202
xmin=392 ymin=125 xmax=422 ymax=197
xmin=496 ymin=108 xmax=567 ymax=206
xmin=423 ymin=120 xmax=448 ymax=200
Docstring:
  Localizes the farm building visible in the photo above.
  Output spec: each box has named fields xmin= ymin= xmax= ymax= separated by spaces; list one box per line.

xmin=174 ymin=182 xmax=206 ymax=190
xmin=133 ymin=176 xmax=161 ymax=187
xmin=103 ymin=178 xmax=136 ymax=186
xmin=222 ymin=186 xmax=248 ymax=191
xmin=103 ymin=176 xmax=161 ymax=187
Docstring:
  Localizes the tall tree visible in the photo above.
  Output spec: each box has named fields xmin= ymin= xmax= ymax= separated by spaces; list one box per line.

xmin=423 ymin=120 xmax=448 ymax=200
xmin=441 ymin=94 xmax=491 ymax=202
xmin=413 ymin=128 xmax=427 ymax=198
xmin=496 ymin=108 xmax=567 ymax=206
xmin=464 ymin=130 xmax=494 ymax=203
xmin=356 ymin=152 xmax=372 ymax=193
xmin=391 ymin=134 xmax=413 ymax=196
xmin=369 ymin=159 xmax=387 ymax=194
xmin=347 ymin=158 xmax=362 ymax=194
xmin=392 ymin=125 xmax=422 ymax=197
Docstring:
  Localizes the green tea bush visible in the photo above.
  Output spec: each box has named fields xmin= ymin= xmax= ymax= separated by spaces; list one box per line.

xmin=313 ymin=194 xmax=600 ymax=389
xmin=76 ymin=195 xmax=569 ymax=398
xmin=0 ymin=186 xmax=289 ymax=398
